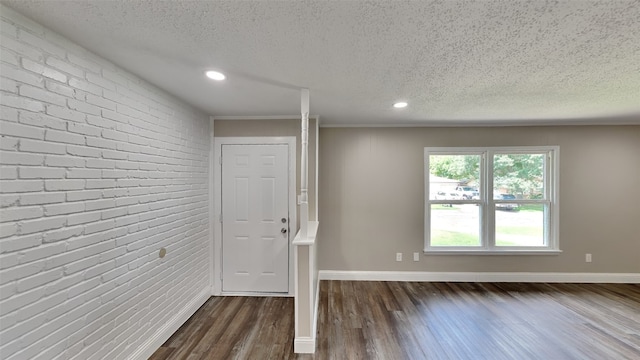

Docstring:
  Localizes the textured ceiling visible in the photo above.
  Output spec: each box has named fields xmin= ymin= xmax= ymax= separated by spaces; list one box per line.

xmin=3 ymin=0 xmax=640 ymax=126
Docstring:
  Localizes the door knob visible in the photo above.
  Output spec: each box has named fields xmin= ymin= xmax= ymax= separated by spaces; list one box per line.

xmin=281 ymin=228 xmax=287 ymax=234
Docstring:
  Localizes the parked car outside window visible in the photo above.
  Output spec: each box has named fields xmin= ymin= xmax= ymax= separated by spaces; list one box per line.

xmin=455 ymin=186 xmax=479 ymax=200
xmin=494 ymin=193 xmax=518 ymax=210
xmin=434 ymin=191 xmax=462 ymax=206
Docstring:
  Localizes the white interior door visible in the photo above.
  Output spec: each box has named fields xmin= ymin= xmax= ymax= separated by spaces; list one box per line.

xmin=221 ymin=144 xmax=290 ymax=293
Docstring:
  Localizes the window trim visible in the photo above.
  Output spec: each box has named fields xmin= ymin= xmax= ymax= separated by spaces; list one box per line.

xmin=424 ymin=146 xmax=560 ymax=254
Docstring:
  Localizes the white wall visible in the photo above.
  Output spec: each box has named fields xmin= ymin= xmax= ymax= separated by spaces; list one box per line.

xmin=0 ymin=6 xmax=211 ymax=360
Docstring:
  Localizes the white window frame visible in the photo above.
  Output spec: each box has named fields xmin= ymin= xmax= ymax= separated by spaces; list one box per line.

xmin=424 ymin=146 xmax=560 ymax=255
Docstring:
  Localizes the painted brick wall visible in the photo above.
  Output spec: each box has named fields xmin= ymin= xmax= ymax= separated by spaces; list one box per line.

xmin=0 ymin=6 xmax=211 ymax=360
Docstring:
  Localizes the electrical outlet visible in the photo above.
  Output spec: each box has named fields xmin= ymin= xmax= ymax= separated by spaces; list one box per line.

xmin=396 ymin=252 xmax=402 ymax=262
xmin=413 ymin=252 xmax=420 ymax=262
xmin=585 ymin=253 xmax=592 ymax=263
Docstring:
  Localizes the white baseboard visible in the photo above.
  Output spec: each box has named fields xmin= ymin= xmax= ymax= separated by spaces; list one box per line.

xmin=294 ymin=337 xmax=316 ymax=354
xmin=319 ymin=270 xmax=640 ymax=283
xmin=218 ymin=292 xmax=294 ymax=297
xmin=130 ymin=288 xmax=211 ymax=360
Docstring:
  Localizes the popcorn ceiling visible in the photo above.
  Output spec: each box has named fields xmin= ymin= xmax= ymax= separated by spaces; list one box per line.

xmin=4 ymin=0 xmax=640 ymax=125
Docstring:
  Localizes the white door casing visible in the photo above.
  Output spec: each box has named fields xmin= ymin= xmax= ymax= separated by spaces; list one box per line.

xmin=213 ymin=137 xmax=296 ymax=296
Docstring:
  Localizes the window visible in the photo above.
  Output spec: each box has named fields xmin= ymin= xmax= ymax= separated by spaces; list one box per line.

xmin=424 ymin=146 xmax=559 ymax=254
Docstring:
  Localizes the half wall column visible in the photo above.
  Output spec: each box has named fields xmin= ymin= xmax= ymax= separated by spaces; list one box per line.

xmin=293 ymin=88 xmax=319 ymax=354
xmin=299 ymin=89 xmax=310 ymax=239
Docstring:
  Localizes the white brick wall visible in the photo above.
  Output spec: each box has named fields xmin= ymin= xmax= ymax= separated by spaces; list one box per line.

xmin=0 ymin=5 xmax=211 ymax=360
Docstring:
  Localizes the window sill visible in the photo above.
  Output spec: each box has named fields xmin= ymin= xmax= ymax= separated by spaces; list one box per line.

xmin=423 ymin=249 xmax=562 ymax=256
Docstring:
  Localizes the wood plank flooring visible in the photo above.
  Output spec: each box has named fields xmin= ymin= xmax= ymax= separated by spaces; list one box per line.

xmin=150 ymin=281 xmax=640 ymax=360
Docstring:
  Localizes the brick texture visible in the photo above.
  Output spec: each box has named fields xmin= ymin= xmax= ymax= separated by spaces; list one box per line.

xmin=0 ymin=6 xmax=210 ymax=360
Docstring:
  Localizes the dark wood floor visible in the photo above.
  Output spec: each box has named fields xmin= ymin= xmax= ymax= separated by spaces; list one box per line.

xmin=150 ymin=281 xmax=640 ymax=360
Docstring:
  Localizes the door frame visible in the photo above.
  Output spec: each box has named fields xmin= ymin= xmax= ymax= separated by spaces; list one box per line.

xmin=212 ymin=137 xmax=297 ymax=296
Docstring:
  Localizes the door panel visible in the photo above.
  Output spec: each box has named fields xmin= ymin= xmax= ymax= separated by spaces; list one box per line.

xmin=221 ymin=144 xmax=289 ymax=293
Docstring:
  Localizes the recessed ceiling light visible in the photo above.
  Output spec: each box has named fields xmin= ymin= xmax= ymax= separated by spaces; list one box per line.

xmin=205 ymin=70 xmax=226 ymax=81
xmin=393 ymin=102 xmax=408 ymax=109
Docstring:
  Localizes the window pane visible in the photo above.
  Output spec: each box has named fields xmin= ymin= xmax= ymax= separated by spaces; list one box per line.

xmin=430 ymin=204 xmax=480 ymax=246
xmin=429 ymin=154 xmax=480 ymax=200
xmin=495 ymin=204 xmax=545 ymax=246
xmin=493 ymin=154 xmax=545 ymax=200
